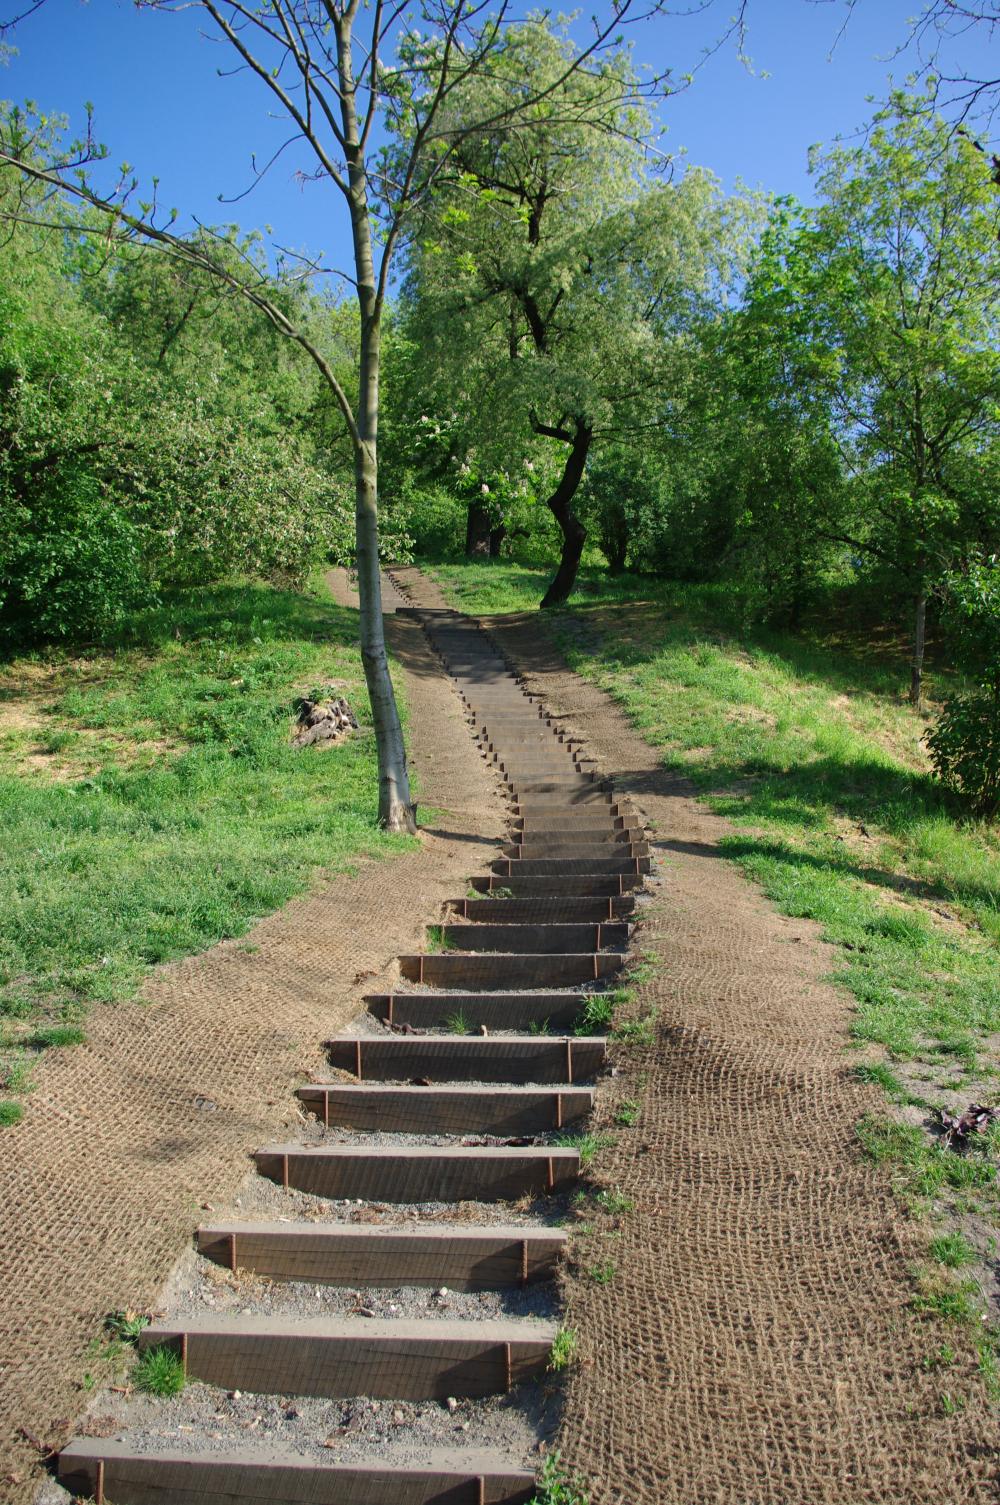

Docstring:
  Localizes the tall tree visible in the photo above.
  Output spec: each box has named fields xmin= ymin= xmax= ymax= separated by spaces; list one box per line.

xmin=400 ymin=22 xmax=751 ymax=605
xmin=0 ymin=0 xmax=728 ymax=824
xmin=761 ymin=94 xmax=1000 ymax=701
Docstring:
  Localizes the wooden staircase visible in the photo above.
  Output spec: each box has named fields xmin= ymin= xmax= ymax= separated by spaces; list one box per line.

xmin=58 ymin=599 xmax=650 ymax=1505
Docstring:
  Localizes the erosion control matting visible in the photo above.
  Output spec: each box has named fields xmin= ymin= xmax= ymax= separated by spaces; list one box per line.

xmin=391 ymin=567 xmax=1000 ymax=1505
xmin=0 ymin=571 xmax=508 ymax=1502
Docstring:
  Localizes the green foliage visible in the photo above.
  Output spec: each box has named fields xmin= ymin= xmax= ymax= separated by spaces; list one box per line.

xmin=547 ymin=1327 xmax=578 ymax=1372
xmin=133 ymin=1344 xmax=186 ymax=1397
xmin=927 ymin=561 xmax=1000 ymax=816
xmin=530 ymin=1451 xmax=590 ymax=1505
xmin=0 ymin=1100 xmax=24 ymax=1126
xmin=574 ymin=994 xmax=616 ymax=1034
xmin=0 ymin=184 xmax=358 ymax=646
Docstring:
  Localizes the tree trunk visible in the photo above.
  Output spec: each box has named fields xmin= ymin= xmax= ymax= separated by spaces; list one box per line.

xmin=337 ymin=16 xmax=415 ymax=833
xmin=910 ymin=590 xmax=927 ymax=708
xmin=539 ymin=423 xmax=592 ymax=609
xmin=465 ymin=500 xmax=492 ymax=557
xmin=489 ymin=521 xmax=506 ymax=557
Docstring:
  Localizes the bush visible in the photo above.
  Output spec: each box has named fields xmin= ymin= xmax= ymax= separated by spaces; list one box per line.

xmin=927 ymin=559 xmax=1000 ymax=818
xmin=926 ymin=685 xmax=1000 ymax=818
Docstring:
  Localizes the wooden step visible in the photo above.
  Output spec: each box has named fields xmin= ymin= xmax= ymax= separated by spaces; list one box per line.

xmin=434 ymin=922 xmax=630 ymax=954
xmin=254 ymin=1144 xmax=581 ymax=1201
xmin=326 ymin=1034 xmax=607 ymax=1083
xmin=468 ymin=874 xmax=644 ymax=898
xmin=501 ymin=841 xmax=648 ymax=861
xmin=512 ymin=824 xmax=638 ymax=841
xmin=137 ymin=1315 xmax=557 ymax=1400
xmin=494 ymin=857 xmax=650 ymax=878
xmin=297 ymin=1083 xmax=594 ymax=1133
xmin=59 ymin=1441 xmax=536 ymax=1505
xmin=448 ymin=897 xmax=636 ymax=923
xmin=398 ymin=952 xmax=624 ymax=987
xmin=196 ymin=1221 xmax=568 ymax=1289
xmin=364 ymin=991 xmax=587 ymax=1031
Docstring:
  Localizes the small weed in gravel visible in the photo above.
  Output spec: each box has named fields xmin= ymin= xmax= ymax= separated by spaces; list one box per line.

xmin=133 ymin=1344 xmax=186 ymax=1397
xmin=556 ymin=1132 xmax=612 ymax=1170
xmin=614 ymin=1099 xmax=640 ymax=1126
xmin=574 ymin=995 xmax=615 ymax=1034
xmin=587 ymin=1259 xmax=616 ymax=1285
xmin=530 ymin=1450 xmax=590 ymax=1505
xmin=444 ymin=1009 xmax=471 ymax=1034
xmin=548 ymin=1327 xmax=577 ymax=1372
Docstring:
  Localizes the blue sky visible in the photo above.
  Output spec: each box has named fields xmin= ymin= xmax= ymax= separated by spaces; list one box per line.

xmin=1 ymin=0 xmax=989 ymax=276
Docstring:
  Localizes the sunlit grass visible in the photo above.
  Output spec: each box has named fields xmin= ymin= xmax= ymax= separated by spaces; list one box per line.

xmin=0 ymin=576 xmax=413 ymax=1117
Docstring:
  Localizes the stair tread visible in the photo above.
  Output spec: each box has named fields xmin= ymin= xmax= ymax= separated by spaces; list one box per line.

xmin=144 ymin=1314 xmax=557 ymax=1339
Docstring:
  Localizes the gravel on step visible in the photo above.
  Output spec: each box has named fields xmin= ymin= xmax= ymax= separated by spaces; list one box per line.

xmin=161 ymin=1247 xmax=559 ymax=1325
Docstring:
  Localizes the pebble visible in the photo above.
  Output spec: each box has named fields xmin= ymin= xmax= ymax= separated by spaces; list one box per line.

xmin=446 ymin=1397 xmax=459 ymax=1413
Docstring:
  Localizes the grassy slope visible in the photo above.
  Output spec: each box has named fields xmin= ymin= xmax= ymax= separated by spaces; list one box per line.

xmin=432 ymin=561 xmax=1000 ymax=1311
xmin=0 ymin=578 xmax=412 ymax=1124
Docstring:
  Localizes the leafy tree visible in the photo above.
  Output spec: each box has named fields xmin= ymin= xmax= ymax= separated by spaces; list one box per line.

xmin=1 ymin=0 xmax=705 ymax=825
xmin=0 ymin=191 xmax=355 ymax=641
xmin=399 ymin=21 xmax=753 ymax=605
xmin=779 ymin=92 xmax=1000 ymax=700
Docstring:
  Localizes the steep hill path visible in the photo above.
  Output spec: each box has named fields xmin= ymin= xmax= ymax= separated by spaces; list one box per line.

xmin=0 ymin=575 xmax=509 ymax=1503
xmin=390 ymin=565 xmax=1000 ymax=1504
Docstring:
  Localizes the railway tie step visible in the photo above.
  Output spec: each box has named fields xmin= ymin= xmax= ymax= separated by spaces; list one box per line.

xmin=59 ymin=1442 xmax=537 ymax=1505
xmin=432 ymin=921 xmax=631 ymax=953
xmin=297 ymin=1082 xmax=594 ymax=1133
xmin=136 ymin=1315 xmax=558 ymax=1401
xmin=254 ymin=1143 xmax=581 ymax=1201
xmin=448 ymin=896 xmax=636 ymax=923
xmin=398 ymin=951 xmax=624 ymax=987
xmin=326 ymin=1034 xmax=607 ymax=1083
xmin=364 ymin=989 xmax=589 ymax=1031
xmin=493 ymin=857 xmax=651 ymax=878
xmin=196 ymin=1221 xmax=568 ymax=1289
xmin=467 ymin=873 xmax=644 ymax=897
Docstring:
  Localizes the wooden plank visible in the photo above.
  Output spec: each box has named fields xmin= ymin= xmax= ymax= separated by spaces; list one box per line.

xmin=501 ymin=842 xmax=649 ymax=862
xmin=495 ymin=858 xmax=651 ymax=877
xmin=254 ymin=1144 xmax=581 ymax=1202
xmin=363 ymin=991 xmax=586 ymax=1031
xmin=195 ymin=1222 xmax=567 ymax=1289
xmin=451 ymin=897 xmax=636 ymax=923
xmin=325 ymin=1035 xmax=607 ymax=1083
xmin=398 ymin=952 xmax=624 ymax=987
xmin=435 ymin=922 xmax=630 ymax=954
xmin=467 ymin=875 xmax=644 ymax=898
xmin=59 ymin=1441 xmax=536 ymax=1504
xmin=297 ymin=1083 xmax=593 ymax=1133
xmin=137 ymin=1315 xmax=556 ymax=1400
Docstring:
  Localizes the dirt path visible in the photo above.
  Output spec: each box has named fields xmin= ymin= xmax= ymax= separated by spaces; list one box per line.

xmin=458 ymin=595 xmax=1000 ymax=1504
xmin=0 ymin=573 xmax=507 ymax=1502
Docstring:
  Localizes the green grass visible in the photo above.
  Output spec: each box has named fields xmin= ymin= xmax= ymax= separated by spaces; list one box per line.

xmin=132 ymin=1343 xmax=186 ymax=1397
xmin=0 ymin=577 xmax=414 ymax=1117
xmin=574 ymin=993 xmax=616 ymax=1034
xmin=555 ymin=1131 xmax=613 ymax=1170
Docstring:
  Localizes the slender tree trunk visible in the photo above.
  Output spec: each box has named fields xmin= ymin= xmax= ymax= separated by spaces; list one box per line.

xmin=540 ymin=423 xmax=592 ymax=609
xmin=339 ymin=18 xmax=414 ymax=833
xmin=489 ymin=521 xmax=506 ymax=557
xmin=910 ymin=589 xmax=927 ymax=708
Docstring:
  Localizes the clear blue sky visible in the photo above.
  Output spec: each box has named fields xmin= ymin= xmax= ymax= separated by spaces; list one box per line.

xmin=1 ymin=0 xmax=990 ymax=275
